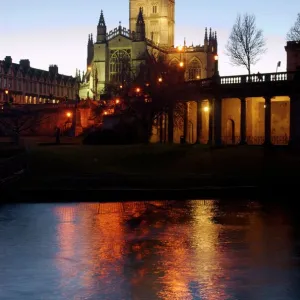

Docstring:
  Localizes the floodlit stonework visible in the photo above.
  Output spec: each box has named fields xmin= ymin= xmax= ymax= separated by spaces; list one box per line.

xmin=79 ymin=3 xmax=218 ymax=100
xmin=0 ymin=56 xmax=79 ymax=105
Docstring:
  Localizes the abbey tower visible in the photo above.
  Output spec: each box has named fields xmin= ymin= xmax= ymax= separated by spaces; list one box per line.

xmin=79 ymin=1 xmax=217 ymax=101
xmin=129 ymin=0 xmax=175 ymax=46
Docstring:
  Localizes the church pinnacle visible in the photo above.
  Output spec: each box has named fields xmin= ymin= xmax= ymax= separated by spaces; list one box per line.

xmin=98 ymin=10 xmax=106 ymax=27
xmin=97 ymin=10 xmax=106 ymax=43
xmin=135 ymin=7 xmax=145 ymax=41
xmin=137 ymin=7 xmax=145 ymax=25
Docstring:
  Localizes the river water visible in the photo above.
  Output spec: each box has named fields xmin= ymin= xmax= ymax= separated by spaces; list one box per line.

xmin=0 ymin=200 xmax=299 ymax=300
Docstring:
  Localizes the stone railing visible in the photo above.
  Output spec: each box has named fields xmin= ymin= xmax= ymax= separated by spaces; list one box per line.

xmin=107 ymin=26 xmax=133 ymax=41
xmin=185 ymin=71 xmax=297 ymax=88
xmin=220 ymin=71 xmax=296 ymax=85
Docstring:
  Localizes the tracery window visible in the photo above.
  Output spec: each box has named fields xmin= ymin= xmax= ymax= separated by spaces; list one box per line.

xmin=109 ymin=49 xmax=132 ymax=83
xmin=170 ymin=59 xmax=180 ymax=69
xmin=187 ymin=59 xmax=201 ymax=80
xmin=153 ymin=5 xmax=157 ymax=13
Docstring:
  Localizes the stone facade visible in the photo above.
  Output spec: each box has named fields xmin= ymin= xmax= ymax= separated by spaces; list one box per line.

xmin=0 ymin=56 xmax=79 ymax=105
xmin=129 ymin=0 xmax=175 ymax=46
xmin=79 ymin=5 xmax=218 ymax=100
xmin=285 ymin=41 xmax=300 ymax=72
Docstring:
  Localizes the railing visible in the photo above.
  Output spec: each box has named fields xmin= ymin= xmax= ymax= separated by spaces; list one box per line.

xmin=186 ymin=71 xmax=297 ymax=88
xmin=220 ymin=71 xmax=296 ymax=85
xmin=107 ymin=26 xmax=133 ymax=41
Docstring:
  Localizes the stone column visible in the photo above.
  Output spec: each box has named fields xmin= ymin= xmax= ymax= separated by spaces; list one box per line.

xmin=168 ymin=106 xmax=174 ymax=144
xmin=196 ymin=100 xmax=202 ymax=143
xmin=264 ymin=96 xmax=272 ymax=146
xmin=289 ymin=94 xmax=300 ymax=147
xmin=214 ymin=97 xmax=222 ymax=146
xmin=183 ymin=102 xmax=188 ymax=143
xmin=240 ymin=97 xmax=247 ymax=145
xmin=208 ymin=98 xmax=213 ymax=145
xmin=159 ymin=113 xmax=163 ymax=143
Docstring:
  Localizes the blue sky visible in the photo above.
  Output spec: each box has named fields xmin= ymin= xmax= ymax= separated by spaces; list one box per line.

xmin=0 ymin=0 xmax=298 ymax=76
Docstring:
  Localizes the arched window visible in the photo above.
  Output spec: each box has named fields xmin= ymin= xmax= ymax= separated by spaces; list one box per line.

xmin=187 ymin=59 xmax=201 ymax=80
xmin=109 ymin=49 xmax=132 ymax=83
xmin=169 ymin=59 xmax=180 ymax=69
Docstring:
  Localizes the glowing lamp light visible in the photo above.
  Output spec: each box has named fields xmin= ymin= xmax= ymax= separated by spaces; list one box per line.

xmin=203 ymin=106 xmax=209 ymax=112
xmin=214 ymin=55 xmax=219 ymax=61
xmin=136 ymin=87 xmax=141 ymax=93
xmin=179 ymin=62 xmax=184 ymax=67
xmin=87 ymin=66 xmax=92 ymax=71
xmin=5 ymin=90 xmax=9 ymax=95
xmin=158 ymin=77 xmax=163 ymax=83
xmin=115 ymin=99 xmax=120 ymax=104
xmin=145 ymin=83 xmax=150 ymax=87
xmin=264 ymin=104 xmax=266 ymax=108
xmin=66 ymin=112 xmax=72 ymax=118
xmin=104 ymin=111 xmax=108 ymax=115
xmin=177 ymin=45 xmax=183 ymax=51
xmin=196 ymin=75 xmax=200 ymax=79
xmin=119 ymin=85 xmax=123 ymax=89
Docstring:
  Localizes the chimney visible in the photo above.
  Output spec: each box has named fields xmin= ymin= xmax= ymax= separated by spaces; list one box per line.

xmin=4 ymin=56 xmax=12 ymax=65
xmin=49 ymin=64 xmax=59 ymax=74
xmin=20 ymin=59 xmax=30 ymax=69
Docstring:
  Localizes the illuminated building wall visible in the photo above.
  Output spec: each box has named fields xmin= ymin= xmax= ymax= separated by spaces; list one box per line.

xmin=0 ymin=57 xmax=79 ymax=104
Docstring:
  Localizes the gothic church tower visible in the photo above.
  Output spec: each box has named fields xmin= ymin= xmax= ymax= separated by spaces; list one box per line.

xmin=129 ymin=0 xmax=175 ymax=47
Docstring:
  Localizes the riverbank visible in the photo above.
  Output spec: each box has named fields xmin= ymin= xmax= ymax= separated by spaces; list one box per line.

xmin=3 ymin=143 xmax=298 ymax=200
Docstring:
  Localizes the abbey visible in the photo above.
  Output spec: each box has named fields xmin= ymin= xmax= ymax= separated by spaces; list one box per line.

xmin=79 ymin=1 xmax=218 ymax=100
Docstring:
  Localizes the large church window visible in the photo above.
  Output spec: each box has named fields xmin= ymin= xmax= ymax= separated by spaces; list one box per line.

xmin=109 ymin=49 xmax=132 ymax=84
xmin=187 ymin=59 xmax=201 ymax=80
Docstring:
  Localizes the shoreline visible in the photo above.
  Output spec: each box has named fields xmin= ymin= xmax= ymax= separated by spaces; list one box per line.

xmin=2 ymin=180 xmax=296 ymax=202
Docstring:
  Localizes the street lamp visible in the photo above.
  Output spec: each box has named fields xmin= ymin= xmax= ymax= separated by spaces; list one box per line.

xmin=136 ymin=87 xmax=141 ymax=93
xmin=66 ymin=112 xmax=72 ymax=118
xmin=158 ymin=77 xmax=163 ymax=83
xmin=115 ymin=98 xmax=120 ymax=104
xmin=179 ymin=61 xmax=184 ymax=68
xmin=203 ymin=106 xmax=209 ymax=112
xmin=276 ymin=61 xmax=281 ymax=73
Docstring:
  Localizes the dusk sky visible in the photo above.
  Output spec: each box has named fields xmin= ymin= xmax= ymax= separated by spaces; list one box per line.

xmin=1 ymin=0 xmax=298 ymax=76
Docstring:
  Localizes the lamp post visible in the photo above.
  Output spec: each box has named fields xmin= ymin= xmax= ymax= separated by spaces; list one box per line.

xmin=276 ymin=61 xmax=281 ymax=73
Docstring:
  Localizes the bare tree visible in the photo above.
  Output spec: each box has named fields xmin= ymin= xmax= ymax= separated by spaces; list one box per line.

xmin=287 ymin=13 xmax=300 ymax=41
xmin=0 ymin=105 xmax=49 ymax=145
xmin=226 ymin=13 xmax=266 ymax=75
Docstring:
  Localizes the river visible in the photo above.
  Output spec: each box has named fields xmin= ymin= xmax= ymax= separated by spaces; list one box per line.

xmin=0 ymin=200 xmax=299 ymax=300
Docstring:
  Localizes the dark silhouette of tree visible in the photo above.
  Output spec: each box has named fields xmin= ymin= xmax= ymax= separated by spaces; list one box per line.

xmin=0 ymin=105 xmax=49 ymax=145
xmin=122 ymin=52 xmax=185 ymax=142
xmin=287 ymin=13 xmax=300 ymax=41
xmin=226 ymin=13 xmax=266 ymax=75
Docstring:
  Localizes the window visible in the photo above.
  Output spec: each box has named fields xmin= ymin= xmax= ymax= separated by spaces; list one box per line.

xmin=187 ymin=59 xmax=201 ymax=81
xmin=153 ymin=5 xmax=157 ymax=13
xmin=109 ymin=49 xmax=132 ymax=83
xmin=170 ymin=59 xmax=180 ymax=69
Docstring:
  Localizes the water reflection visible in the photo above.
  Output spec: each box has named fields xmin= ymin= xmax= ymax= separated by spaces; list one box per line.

xmin=0 ymin=200 xmax=300 ymax=300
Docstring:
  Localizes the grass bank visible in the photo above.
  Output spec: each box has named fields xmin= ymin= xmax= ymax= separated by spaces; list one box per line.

xmin=14 ymin=144 xmax=300 ymax=191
